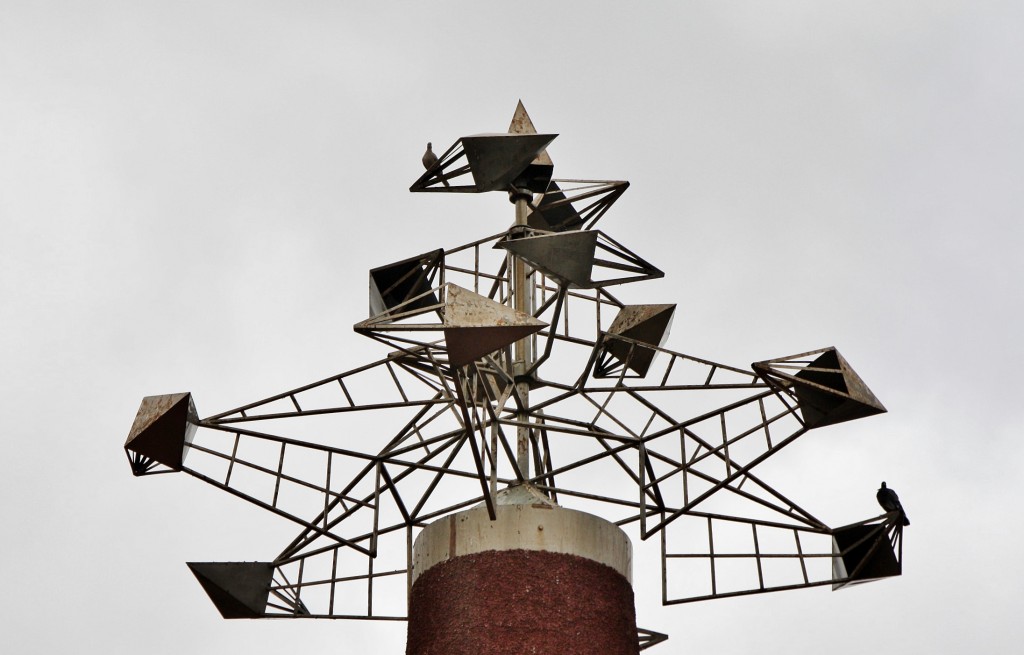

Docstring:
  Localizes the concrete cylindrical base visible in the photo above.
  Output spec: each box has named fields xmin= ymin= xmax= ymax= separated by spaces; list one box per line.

xmin=406 ymin=487 xmax=638 ymax=655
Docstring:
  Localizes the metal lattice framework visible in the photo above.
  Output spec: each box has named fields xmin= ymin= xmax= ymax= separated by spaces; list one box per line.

xmin=125 ymin=102 xmax=903 ymax=649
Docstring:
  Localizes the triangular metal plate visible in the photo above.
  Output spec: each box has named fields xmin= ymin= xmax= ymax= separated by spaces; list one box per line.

xmin=187 ymin=562 xmax=274 ymax=619
xmin=609 ymin=304 xmax=675 ymax=344
xmin=355 ymin=284 xmax=547 ymax=367
xmin=461 ymin=133 xmax=557 ymax=193
xmin=507 ymin=101 xmax=554 ymax=192
xmin=410 ymin=121 xmax=556 ymax=193
xmin=355 ymin=284 xmax=447 ymax=332
xmin=443 ymin=284 xmax=547 ymax=366
xmin=831 ymin=522 xmax=901 ymax=589
xmin=124 ymin=393 xmax=198 ymax=471
xmin=443 ymin=283 xmax=545 ymax=329
xmin=444 ymin=325 xmax=546 ymax=367
xmin=508 ymin=101 xmax=538 ymax=136
xmin=508 ymin=101 xmax=551 ymax=160
xmin=369 ymin=249 xmax=443 ymax=317
xmin=597 ymin=304 xmax=676 ymax=377
xmin=587 ymin=232 xmax=664 ymax=288
xmin=753 ymin=348 xmax=886 ymax=428
xmin=637 ymin=627 xmax=670 ymax=651
xmin=527 ymin=179 xmax=629 ymax=232
xmin=527 ymin=181 xmax=581 ymax=231
xmin=499 ymin=230 xmax=598 ymax=287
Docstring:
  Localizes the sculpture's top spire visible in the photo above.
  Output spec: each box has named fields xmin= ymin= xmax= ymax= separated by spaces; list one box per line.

xmin=508 ymin=100 xmax=553 ymax=167
xmin=508 ymin=100 xmax=537 ymax=135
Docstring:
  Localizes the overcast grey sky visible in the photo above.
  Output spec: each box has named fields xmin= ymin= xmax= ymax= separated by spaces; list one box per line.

xmin=2 ymin=2 xmax=1022 ymax=654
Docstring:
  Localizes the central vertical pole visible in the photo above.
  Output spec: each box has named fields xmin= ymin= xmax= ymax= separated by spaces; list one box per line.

xmin=513 ymin=195 xmax=532 ymax=481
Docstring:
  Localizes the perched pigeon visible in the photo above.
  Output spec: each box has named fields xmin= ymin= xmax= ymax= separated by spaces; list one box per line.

xmin=876 ymin=481 xmax=910 ymax=526
xmin=421 ymin=142 xmax=449 ymax=187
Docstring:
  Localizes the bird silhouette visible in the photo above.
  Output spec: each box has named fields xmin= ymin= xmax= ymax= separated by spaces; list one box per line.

xmin=876 ymin=481 xmax=910 ymax=526
xmin=421 ymin=142 xmax=449 ymax=187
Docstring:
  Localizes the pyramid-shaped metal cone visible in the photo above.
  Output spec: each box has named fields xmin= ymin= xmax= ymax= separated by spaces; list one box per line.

xmin=528 ymin=179 xmax=630 ymax=232
xmin=443 ymin=283 xmax=547 ymax=367
xmin=508 ymin=101 xmax=542 ymax=137
xmin=527 ymin=181 xmax=583 ymax=232
xmin=187 ymin=562 xmax=274 ymax=619
xmin=602 ymin=304 xmax=676 ymax=376
xmin=499 ymin=230 xmax=598 ymax=287
xmin=460 ymin=133 xmax=557 ymax=193
xmin=506 ymin=101 xmax=555 ymax=193
xmin=753 ymin=348 xmax=886 ymax=429
xmin=124 ymin=393 xmax=198 ymax=471
xmin=368 ymin=249 xmax=443 ymax=317
xmin=831 ymin=522 xmax=901 ymax=589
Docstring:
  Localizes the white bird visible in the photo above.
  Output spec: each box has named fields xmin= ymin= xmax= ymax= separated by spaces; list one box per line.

xmin=421 ymin=142 xmax=449 ymax=187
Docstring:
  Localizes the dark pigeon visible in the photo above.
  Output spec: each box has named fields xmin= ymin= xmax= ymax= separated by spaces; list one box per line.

xmin=876 ymin=481 xmax=910 ymax=526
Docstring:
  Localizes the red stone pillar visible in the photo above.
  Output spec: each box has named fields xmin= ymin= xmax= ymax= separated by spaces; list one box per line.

xmin=406 ymin=486 xmax=638 ymax=655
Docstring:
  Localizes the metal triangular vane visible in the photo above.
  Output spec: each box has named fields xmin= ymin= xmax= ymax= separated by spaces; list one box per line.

xmin=410 ymin=134 xmax=557 ymax=193
xmin=460 ymin=361 xmax=517 ymax=407
xmin=831 ymin=517 xmax=902 ymax=589
xmin=587 ymin=231 xmax=664 ymax=288
xmin=187 ymin=562 xmax=275 ymax=619
xmin=507 ymin=101 xmax=555 ymax=192
xmin=354 ymin=284 xmax=448 ymax=332
xmin=596 ymin=304 xmax=676 ymax=377
xmin=124 ymin=393 xmax=198 ymax=474
xmin=369 ymin=248 xmax=444 ymax=317
xmin=356 ymin=284 xmax=547 ymax=367
xmin=442 ymin=283 xmax=547 ymax=366
xmin=461 ymin=133 xmax=556 ymax=193
xmin=752 ymin=347 xmax=886 ymax=428
xmin=527 ymin=179 xmax=629 ymax=232
xmin=508 ymin=100 xmax=543 ymax=138
xmin=354 ymin=291 xmax=452 ymax=367
xmin=637 ymin=627 xmax=669 ymax=651
xmin=498 ymin=230 xmax=599 ymax=288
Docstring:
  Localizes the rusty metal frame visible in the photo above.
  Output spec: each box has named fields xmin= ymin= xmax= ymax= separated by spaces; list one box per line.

xmin=129 ymin=226 xmax=893 ymax=623
xmin=126 ymin=107 xmax=899 ymax=650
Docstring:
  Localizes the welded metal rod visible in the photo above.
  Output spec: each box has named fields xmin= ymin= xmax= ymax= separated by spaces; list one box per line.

xmin=513 ymin=195 xmax=532 ymax=479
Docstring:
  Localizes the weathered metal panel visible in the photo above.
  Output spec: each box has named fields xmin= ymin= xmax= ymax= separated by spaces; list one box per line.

xmin=461 ymin=133 xmax=557 ymax=192
xmin=124 ymin=393 xmax=198 ymax=471
xmin=187 ymin=562 xmax=275 ymax=619
xmin=500 ymin=230 xmax=599 ymax=288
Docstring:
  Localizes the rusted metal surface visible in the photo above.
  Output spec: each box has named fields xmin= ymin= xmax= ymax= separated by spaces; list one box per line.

xmin=444 ymin=283 xmax=538 ymax=328
xmin=596 ymin=304 xmax=676 ymax=377
xmin=124 ymin=393 xmax=197 ymax=473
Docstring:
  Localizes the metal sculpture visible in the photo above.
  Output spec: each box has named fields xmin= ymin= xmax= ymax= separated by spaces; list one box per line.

xmin=124 ymin=101 xmax=904 ymax=648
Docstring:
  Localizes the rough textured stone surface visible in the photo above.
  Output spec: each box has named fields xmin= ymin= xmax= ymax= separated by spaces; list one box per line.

xmin=407 ymin=549 xmax=639 ymax=655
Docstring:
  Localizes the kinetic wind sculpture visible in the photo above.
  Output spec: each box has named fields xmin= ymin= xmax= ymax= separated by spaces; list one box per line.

xmin=124 ymin=102 xmax=905 ymax=653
